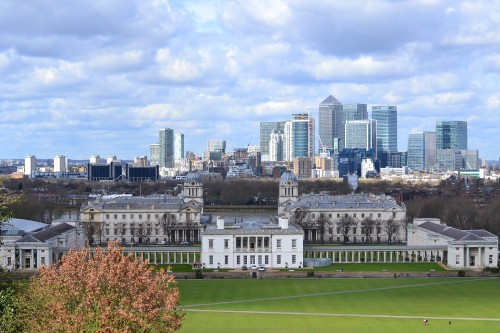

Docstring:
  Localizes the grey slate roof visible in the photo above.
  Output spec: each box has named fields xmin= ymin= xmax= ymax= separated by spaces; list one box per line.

xmin=16 ymin=223 xmax=74 ymax=243
xmin=286 ymin=194 xmax=403 ymax=211
xmin=418 ymin=221 xmax=495 ymax=241
xmin=82 ymin=195 xmax=200 ymax=212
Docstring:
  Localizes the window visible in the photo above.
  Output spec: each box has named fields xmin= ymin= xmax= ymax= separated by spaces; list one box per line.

xmin=7 ymin=257 xmax=11 ymax=266
xmin=292 ymin=239 xmax=297 ymax=249
xmin=155 ymin=214 xmax=159 ymax=219
xmin=378 ymin=213 xmax=381 ymax=218
xmin=456 ymin=255 xmax=460 ymax=265
xmin=106 ymin=214 xmax=110 ymax=219
xmin=370 ymin=213 xmax=373 ymax=217
xmin=208 ymin=239 xmax=214 ymax=249
xmin=243 ymin=256 xmax=248 ymax=265
xmin=361 ymin=213 xmax=365 ymax=218
xmin=139 ymin=214 xmax=142 ymax=219
xmin=489 ymin=255 xmax=493 ymax=264
xmin=311 ymin=214 xmax=315 ymax=219
xmin=41 ymin=257 xmax=46 ymax=266
xmin=105 ymin=228 xmax=110 ymax=235
xmin=277 ymin=255 xmax=281 ymax=265
xmin=114 ymin=229 xmax=117 ymax=235
xmin=224 ymin=239 xmax=229 ymax=249
xmin=337 ymin=213 xmax=340 ymax=218
xmin=292 ymin=255 xmax=296 ymax=264
xmin=265 ymin=255 xmax=269 ymax=265
xmin=209 ymin=255 xmax=213 ymax=265
xmin=329 ymin=214 xmax=332 ymax=218
xmin=277 ymin=239 xmax=282 ymax=248
xmin=353 ymin=213 xmax=356 ymax=218
xmin=147 ymin=214 xmax=150 ymax=219
xmin=224 ymin=255 xmax=229 ymax=265
xmin=258 ymin=255 xmax=262 ymax=265
xmin=353 ymin=227 xmax=357 ymax=234
xmin=237 ymin=256 xmax=241 ymax=265
xmin=392 ymin=212 xmax=396 ymax=218
xmin=130 ymin=214 xmax=134 ymax=219
xmin=114 ymin=214 xmax=117 ymax=219
xmin=122 ymin=214 xmax=126 ymax=219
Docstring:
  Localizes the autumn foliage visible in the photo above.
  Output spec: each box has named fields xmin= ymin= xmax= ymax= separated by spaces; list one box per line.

xmin=18 ymin=242 xmax=184 ymax=333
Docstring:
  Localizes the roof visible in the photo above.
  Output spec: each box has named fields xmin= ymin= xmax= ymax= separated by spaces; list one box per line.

xmin=204 ymin=221 xmax=302 ymax=235
xmin=417 ymin=221 xmax=497 ymax=242
xmin=3 ymin=218 xmax=49 ymax=233
xmin=320 ymin=95 xmax=342 ymax=105
xmin=286 ymin=194 xmax=404 ymax=211
xmin=16 ymin=223 xmax=75 ymax=243
xmin=81 ymin=194 xmax=200 ymax=212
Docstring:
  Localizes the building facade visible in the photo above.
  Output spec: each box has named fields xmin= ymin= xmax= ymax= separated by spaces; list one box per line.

xmin=407 ymin=218 xmax=498 ymax=269
xmin=278 ymin=172 xmax=407 ymax=243
xmin=319 ymin=95 xmax=343 ymax=150
xmin=159 ymin=128 xmax=175 ymax=168
xmin=201 ymin=216 xmax=304 ymax=269
xmin=80 ymin=173 xmax=205 ymax=244
xmin=407 ymin=132 xmax=425 ymax=171
xmin=260 ymin=121 xmax=286 ymax=161
xmin=436 ymin=121 xmax=467 ymax=150
xmin=344 ymin=120 xmax=377 ymax=154
xmin=372 ymin=105 xmax=397 ymax=156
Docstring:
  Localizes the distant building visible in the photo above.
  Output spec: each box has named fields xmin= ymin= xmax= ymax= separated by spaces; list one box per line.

xmin=269 ymin=131 xmax=284 ymax=162
xmin=207 ymin=140 xmax=226 ymax=154
xmin=260 ymin=121 xmax=286 ymax=161
xmin=159 ymin=128 xmax=175 ymax=168
xmin=54 ymin=155 xmax=68 ymax=173
xmin=149 ymin=144 xmax=160 ymax=166
xmin=344 ymin=120 xmax=377 ymax=155
xmin=293 ymin=157 xmax=312 ymax=179
xmin=436 ymin=121 xmax=467 ymax=150
xmin=407 ymin=133 xmax=425 ymax=171
xmin=372 ymin=106 xmax=397 ymax=162
xmin=24 ymin=155 xmax=36 ymax=178
xmin=319 ymin=95 xmax=344 ymax=150
xmin=284 ymin=113 xmax=315 ymax=161
xmin=89 ymin=155 xmax=101 ymax=164
xmin=424 ymin=131 xmax=436 ymax=171
xmin=87 ymin=162 xmax=123 ymax=181
xmin=174 ymin=132 xmax=184 ymax=162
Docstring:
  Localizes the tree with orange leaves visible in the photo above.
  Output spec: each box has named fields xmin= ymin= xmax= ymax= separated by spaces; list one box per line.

xmin=18 ymin=242 xmax=184 ymax=333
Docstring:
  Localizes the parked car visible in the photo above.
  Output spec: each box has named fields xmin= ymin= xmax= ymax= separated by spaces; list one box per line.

xmin=250 ymin=264 xmax=258 ymax=270
xmin=180 ymin=241 xmax=189 ymax=245
xmin=258 ymin=265 xmax=265 ymax=271
xmin=242 ymin=265 xmax=248 ymax=271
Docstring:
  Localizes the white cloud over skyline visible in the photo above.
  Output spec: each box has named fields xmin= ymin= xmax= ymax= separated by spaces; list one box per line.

xmin=0 ymin=0 xmax=499 ymax=160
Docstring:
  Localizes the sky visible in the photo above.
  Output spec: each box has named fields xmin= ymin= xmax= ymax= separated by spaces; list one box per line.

xmin=1 ymin=0 xmax=499 ymax=160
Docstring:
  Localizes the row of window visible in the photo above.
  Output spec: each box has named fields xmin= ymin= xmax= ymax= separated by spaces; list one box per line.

xmin=309 ymin=212 xmax=388 ymax=219
xmin=208 ymin=238 xmax=297 ymax=249
xmin=208 ymin=254 xmax=297 ymax=266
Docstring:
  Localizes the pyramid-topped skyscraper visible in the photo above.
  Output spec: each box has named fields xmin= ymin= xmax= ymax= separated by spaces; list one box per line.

xmin=319 ymin=95 xmax=343 ymax=151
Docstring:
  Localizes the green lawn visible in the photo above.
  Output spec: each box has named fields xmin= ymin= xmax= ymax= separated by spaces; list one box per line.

xmin=312 ymin=262 xmax=447 ymax=272
xmin=176 ymin=278 xmax=500 ymax=333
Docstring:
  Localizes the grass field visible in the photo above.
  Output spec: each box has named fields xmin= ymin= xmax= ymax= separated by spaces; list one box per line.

xmin=176 ymin=277 xmax=500 ymax=333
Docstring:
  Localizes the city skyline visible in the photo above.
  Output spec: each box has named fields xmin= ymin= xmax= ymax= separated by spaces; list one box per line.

xmin=1 ymin=1 xmax=499 ymax=159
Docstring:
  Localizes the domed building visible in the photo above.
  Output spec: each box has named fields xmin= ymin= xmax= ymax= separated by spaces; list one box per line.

xmin=79 ymin=173 xmax=205 ymax=245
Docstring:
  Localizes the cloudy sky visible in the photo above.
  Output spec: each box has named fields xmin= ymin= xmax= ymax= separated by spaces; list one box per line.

xmin=1 ymin=0 xmax=499 ymax=160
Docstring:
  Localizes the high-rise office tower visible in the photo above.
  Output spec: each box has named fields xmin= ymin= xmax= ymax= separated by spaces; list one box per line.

xmin=424 ymin=131 xmax=436 ymax=171
xmin=372 ymin=105 xmax=398 ymax=154
xmin=89 ymin=155 xmax=101 ymax=164
xmin=159 ymin=128 xmax=174 ymax=168
xmin=269 ymin=130 xmax=283 ymax=161
xmin=344 ymin=104 xmax=368 ymax=122
xmin=174 ymin=132 xmax=184 ymax=161
xmin=207 ymin=140 xmax=226 ymax=154
xmin=319 ymin=95 xmax=344 ymax=149
xmin=344 ymin=120 xmax=377 ymax=154
xmin=260 ymin=121 xmax=286 ymax=161
xmin=436 ymin=121 xmax=467 ymax=150
xmin=283 ymin=114 xmax=315 ymax=161
xmin=149 ymin=144 xmax=160 ymax=166
xmin=407 ymin=133 xmax=425 ymax=171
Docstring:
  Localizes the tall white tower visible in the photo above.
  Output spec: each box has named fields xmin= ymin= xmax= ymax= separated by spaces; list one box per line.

xmin=54 ymin=155 xmax=67 ymax=173
xmin=24 ymin=155 xmax=36 ymax=178
xmin=278 ymin=171 xmax=299 ymax=214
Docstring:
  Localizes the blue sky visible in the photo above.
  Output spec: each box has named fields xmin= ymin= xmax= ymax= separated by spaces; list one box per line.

xmin=1 ymin=0 xmax=499 ymax=160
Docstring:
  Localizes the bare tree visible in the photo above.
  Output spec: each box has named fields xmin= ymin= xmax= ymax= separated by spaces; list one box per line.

xmin=337 ymin=215 xmax=355 ymax=244
xmin=82 ymin=221 xmax=102 ymax=245
xmin=385 ymin=218 xmax=402 ymax=243
xmin=185 ymin=220 xmax=198 ymax=243
xmin=160 ymin=213 xmax=177 ymax=244
xmin=289 ymin=208 xmax=311 ymax=241
xmin=361 ymin=217 xmax=376 ymax=243
xmin=315 ymin=215 xmax=330 ymax=244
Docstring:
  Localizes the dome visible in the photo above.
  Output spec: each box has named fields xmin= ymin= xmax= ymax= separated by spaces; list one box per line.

xmin=185 ymin=172 xmax=202 ymax=184
xmin=280 ymin=171 xmax=298 ymax=185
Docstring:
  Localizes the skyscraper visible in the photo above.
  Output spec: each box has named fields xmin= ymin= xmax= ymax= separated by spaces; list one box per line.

xmin=436 ymin=121 xmax=467 ymax=150
xmin=407 ymin=133 xmax=425 ymax=171
xmin=283 ymin=114 xmax=315 ymax=161
xmin=424 ymin=131 xmax=436 ymax=171
xmin=149 ymin=144 xmax=160 ymax=166
xmin=269 ymin=130 xmax=283 ymax=161
xmin=260 ymin=121 xmax=286 ymax=161
xmin=174 ymin=132 xmax=184 ymax=161
xmin=372 ymin=105 xmax=398 ymax=154
xmin=159 ymin=128 xmax=174 ymax=168
xmin=344 ymin=120 xmax=377 ymax=154
xmin=207 ymin=140 xmax=226 ymax=153
xmin=319 ymin=95 xmax=343 ymax=150
xmin=344 ymin=103 xmax=368 ymax=122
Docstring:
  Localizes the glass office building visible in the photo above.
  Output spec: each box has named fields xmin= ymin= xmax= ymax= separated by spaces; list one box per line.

xmin=319 ymin=95 xmax=343 ymax=150
xmin=436 ymin=121 xmax=467 ymax=150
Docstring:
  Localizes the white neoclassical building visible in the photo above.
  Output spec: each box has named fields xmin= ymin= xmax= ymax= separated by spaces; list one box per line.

xmin=407 ymin=218 xmax=498 ymax=269
xmin=201 ymin=216 xmax=304 ymax=269
xmin=279 ymin=171 xmax=407 ymax=243
xmin=79 ymin=172 xmax=205 ymax=245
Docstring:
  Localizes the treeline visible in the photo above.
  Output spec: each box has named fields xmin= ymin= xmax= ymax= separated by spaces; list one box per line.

xmin=406 ymin=196 xmax=500 ymax=236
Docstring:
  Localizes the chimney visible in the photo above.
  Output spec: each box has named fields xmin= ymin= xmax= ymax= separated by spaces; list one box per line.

xmin=217 ymin=216 xmax=225 ymax=230
xmin=279 ymin=217 xmax=289 ymax=229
